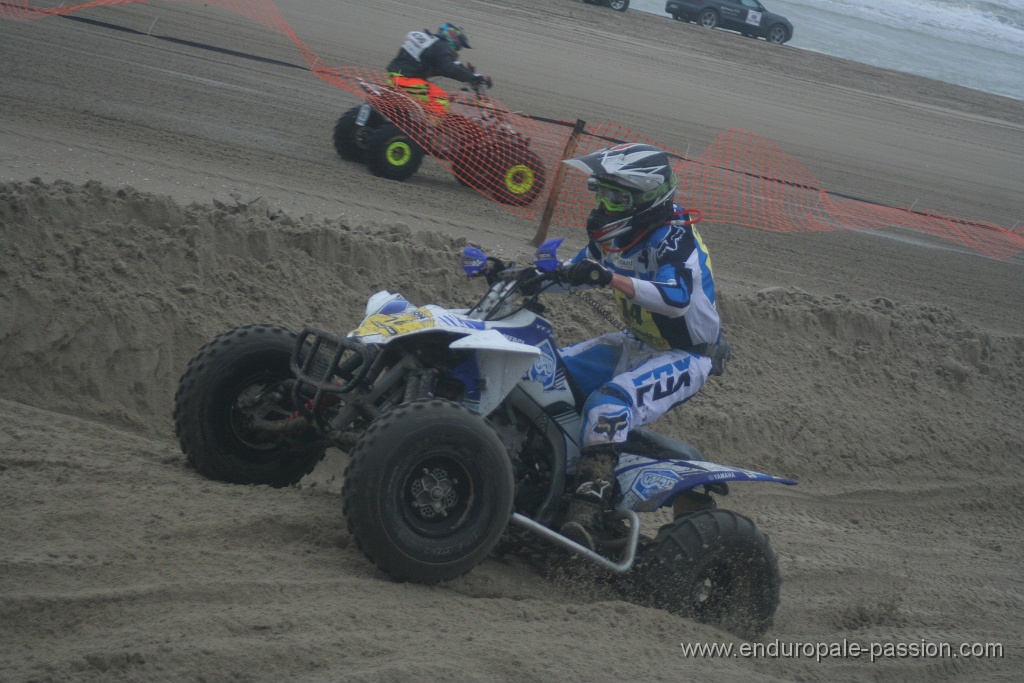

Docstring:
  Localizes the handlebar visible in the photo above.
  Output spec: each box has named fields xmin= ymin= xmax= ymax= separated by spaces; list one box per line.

xmin=480 ymin=259 xmax=566 ymax=291
xmin=464 ymin=254 xmax=571 ymax=321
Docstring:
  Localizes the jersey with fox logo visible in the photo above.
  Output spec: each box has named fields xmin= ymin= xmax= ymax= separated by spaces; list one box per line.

xmin=570 ymin=211 xmax=720 ymax=352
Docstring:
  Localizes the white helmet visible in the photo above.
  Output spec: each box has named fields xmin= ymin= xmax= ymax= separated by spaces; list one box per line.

xmin=563 ymin=143 xmax=677 ymax=248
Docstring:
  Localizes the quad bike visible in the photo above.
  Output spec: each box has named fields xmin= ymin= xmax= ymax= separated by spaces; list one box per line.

xmin=333 ymin=79 xmax=546 ymax=207
xmin=173 ymin=239 xmax=796 ymax=638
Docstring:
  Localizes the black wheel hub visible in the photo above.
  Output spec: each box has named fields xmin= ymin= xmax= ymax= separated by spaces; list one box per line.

xmin=229 ymin=380 xmax=290 ymax=451
xmin=402 ymin=454 xmax=475 ymax=537
xmin=410 ymin=467 xmax=459 ymax=518
xmin=691 ymin=562 xmax=736 ymax=619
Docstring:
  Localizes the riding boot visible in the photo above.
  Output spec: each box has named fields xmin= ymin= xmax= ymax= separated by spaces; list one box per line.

xmin=560 ymin=448 xmax=619 ymax=551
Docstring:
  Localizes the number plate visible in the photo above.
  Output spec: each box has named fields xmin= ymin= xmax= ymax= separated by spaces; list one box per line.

xmin=355 ymin=104 xmax=371 ymax=126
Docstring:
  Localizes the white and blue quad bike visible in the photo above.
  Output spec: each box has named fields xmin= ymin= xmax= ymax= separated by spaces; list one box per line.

xmin=173 ymin=239 xmax=796 ymax=638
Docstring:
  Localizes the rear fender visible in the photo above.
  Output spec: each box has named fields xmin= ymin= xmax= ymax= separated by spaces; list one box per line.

xmin=615 ymin=453 xmax=797 ymax=512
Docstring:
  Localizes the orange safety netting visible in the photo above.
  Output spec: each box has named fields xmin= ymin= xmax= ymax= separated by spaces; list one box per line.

xmin=4 ymin=0 xmax=1021 ymax=260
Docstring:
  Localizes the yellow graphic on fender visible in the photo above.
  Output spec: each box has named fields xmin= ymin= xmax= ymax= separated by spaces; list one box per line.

xmin=351 ymin=308 xmax=435 ymax=338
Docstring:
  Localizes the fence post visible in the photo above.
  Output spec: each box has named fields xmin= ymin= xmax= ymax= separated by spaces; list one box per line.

xmin=532 ymin=118 xmax=587 ymax=246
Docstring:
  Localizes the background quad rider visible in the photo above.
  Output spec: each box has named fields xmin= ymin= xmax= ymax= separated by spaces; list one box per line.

xmin=386 ymin=23 xmax=493 ymax=117
xmin=553 ymin=143 xmax=732 ymax=551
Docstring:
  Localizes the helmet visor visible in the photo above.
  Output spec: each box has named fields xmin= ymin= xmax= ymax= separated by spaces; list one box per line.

xmin=589 ymin=177 xmax=634 ymax=214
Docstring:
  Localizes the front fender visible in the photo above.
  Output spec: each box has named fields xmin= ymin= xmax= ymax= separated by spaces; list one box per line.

xmin=615 ymin=453 xmax=797 ymax=512
xmin=450 ymin=330 xmax=540 ymax=416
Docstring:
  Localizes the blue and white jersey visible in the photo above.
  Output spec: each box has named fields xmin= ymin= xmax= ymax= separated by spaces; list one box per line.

xmin=569 ymin=208 xmax=720 ymax=352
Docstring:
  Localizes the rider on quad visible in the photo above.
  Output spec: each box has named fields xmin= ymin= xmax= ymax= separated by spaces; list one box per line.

xmin=555 ymin=143 xmax=731 ymax=550
xmin=386 ymin=23 xmax=493 ymax=118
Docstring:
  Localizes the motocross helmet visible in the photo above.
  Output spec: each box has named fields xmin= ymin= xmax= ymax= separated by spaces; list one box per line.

xmin=438 ymin=23 xmax=471 ymax=53
xmin=563 ymin=143 xmax=677 ymax=249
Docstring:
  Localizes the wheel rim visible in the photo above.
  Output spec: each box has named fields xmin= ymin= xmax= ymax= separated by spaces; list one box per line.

xmin=692 ymin=565 xmax=733 ymax=618
xmin=401 ymin=453 xmax=478 ymax=538
xmin=386 ymin=140 xmax=413 ymax=167
xmin=768 ymin=27 xmax=786 ymax=43
xmin=700 ymin=12 xmax=716 ymax=28
xmin=691 ymin=561 xmax=741 ymax=621
xmin=227 ymin=377 xmax=291 ymax=454
xmin=504 ymin=163 xmax=536 ymax=196
xmin=355 ymin=126 xmax=373 ymax=149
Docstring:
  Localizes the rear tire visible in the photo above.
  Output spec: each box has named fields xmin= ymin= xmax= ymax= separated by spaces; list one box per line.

xmin=333 ymin=107 xmax=366 ymax=162
xmin=173 ymin=325 xmax=326 ymax=487
xmin=342 ymin=399 xmax=515 ymax=583
xmin=627 ymin=509 xmax=780 ymax=639
xmin=364 ymin=124 xmax=424 ymax=181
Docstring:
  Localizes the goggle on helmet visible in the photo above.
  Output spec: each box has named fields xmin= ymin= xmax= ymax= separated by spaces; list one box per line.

xmin=588 ymin=177 xmax=636 ymax=215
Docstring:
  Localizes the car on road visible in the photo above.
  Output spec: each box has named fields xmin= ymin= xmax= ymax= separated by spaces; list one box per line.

xmin=666 ymin=0 xmax=793 ymax=44
xmin=583 ymin=0 xmax=630 ymax=12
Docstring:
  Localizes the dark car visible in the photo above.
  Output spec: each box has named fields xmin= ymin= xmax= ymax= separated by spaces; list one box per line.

xmin=666 ymin=0 xmax=793 ymax=44
xmin=583 ymin=0 xmax=630 ymax=11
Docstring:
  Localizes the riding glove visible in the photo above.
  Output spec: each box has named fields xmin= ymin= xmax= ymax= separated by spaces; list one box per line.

xmin=565 ymin=259 xmax=613 ymax=287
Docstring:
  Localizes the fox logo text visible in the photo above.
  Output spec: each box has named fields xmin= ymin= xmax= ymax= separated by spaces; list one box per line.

xmin=632 ymin=359 xmax=691 ymax=407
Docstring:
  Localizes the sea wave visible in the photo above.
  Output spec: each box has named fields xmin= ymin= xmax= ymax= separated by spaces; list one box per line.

xmin=628 ymin=0 xmax=1024 ymax=98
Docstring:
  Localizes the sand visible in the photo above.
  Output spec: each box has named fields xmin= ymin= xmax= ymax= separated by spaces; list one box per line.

xmin=1 ymin=1 xmax=1022 ymax=681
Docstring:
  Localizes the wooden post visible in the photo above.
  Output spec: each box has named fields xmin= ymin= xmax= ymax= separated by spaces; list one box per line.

xmin=532 ymin=118 xmax=587 ymax=246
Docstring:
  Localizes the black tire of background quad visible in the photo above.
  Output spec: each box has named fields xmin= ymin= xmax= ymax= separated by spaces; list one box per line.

xmin=364 ymin=124 xmax=424 ymax=181
xmin=609 ymin=0 xmax=629 ymax=11
xmin=626 ymin=509 xmax=780 ymax=639
xmin=766 ymin=24 xmax=789 ymax=44
xmin=333 ymin=107 xmax=367 ymax=162
xmin=484 ymin=147 xmax=547 ymax=207
xmin=173 ymin=324 xmax=326 ymax=487
xmin=341 ymin=399 xmax=515 ymax=584
xmin=450 ymin=141 xmax=495 ymax=190
xmin=450 ymin=151 xmax=477 ymax=187
xmin=698 ymin=9 xmax=720 ymax=29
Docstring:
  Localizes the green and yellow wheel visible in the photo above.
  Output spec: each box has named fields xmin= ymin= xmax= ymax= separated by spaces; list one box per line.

xmin=365 ymin=124 xmax=424 ymax=181
xmin=488 ymin=148 xmax=546 ymax=206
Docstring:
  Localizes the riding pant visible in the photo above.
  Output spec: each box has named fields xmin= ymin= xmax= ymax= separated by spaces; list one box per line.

xmin=560 ymin=331 xmax=712 ymax=450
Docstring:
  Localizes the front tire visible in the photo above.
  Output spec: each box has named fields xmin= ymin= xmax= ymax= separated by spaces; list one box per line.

xmin=698 ymin=9 xmax=719 ymax=29
xmin=609 ymin=0 xmax=629 ymax=11
xmin=342 ymin=399 xmax=515 ymax=584
xmin=173 ymin=325 xmax=326 ymax=487
xmin=482 ymin=146 xmax=547 ymax=206
xmin=364 ymin=123 xmax=424 ymax=181
xmin=628 ymin=509 xmax=780 ymax=639
xmin=766 ymin=24 xmax=789 ymax=44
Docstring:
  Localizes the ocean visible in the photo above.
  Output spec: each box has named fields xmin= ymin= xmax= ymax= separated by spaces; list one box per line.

xmin=630 ymin=0 xmax=1024 ymax=100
